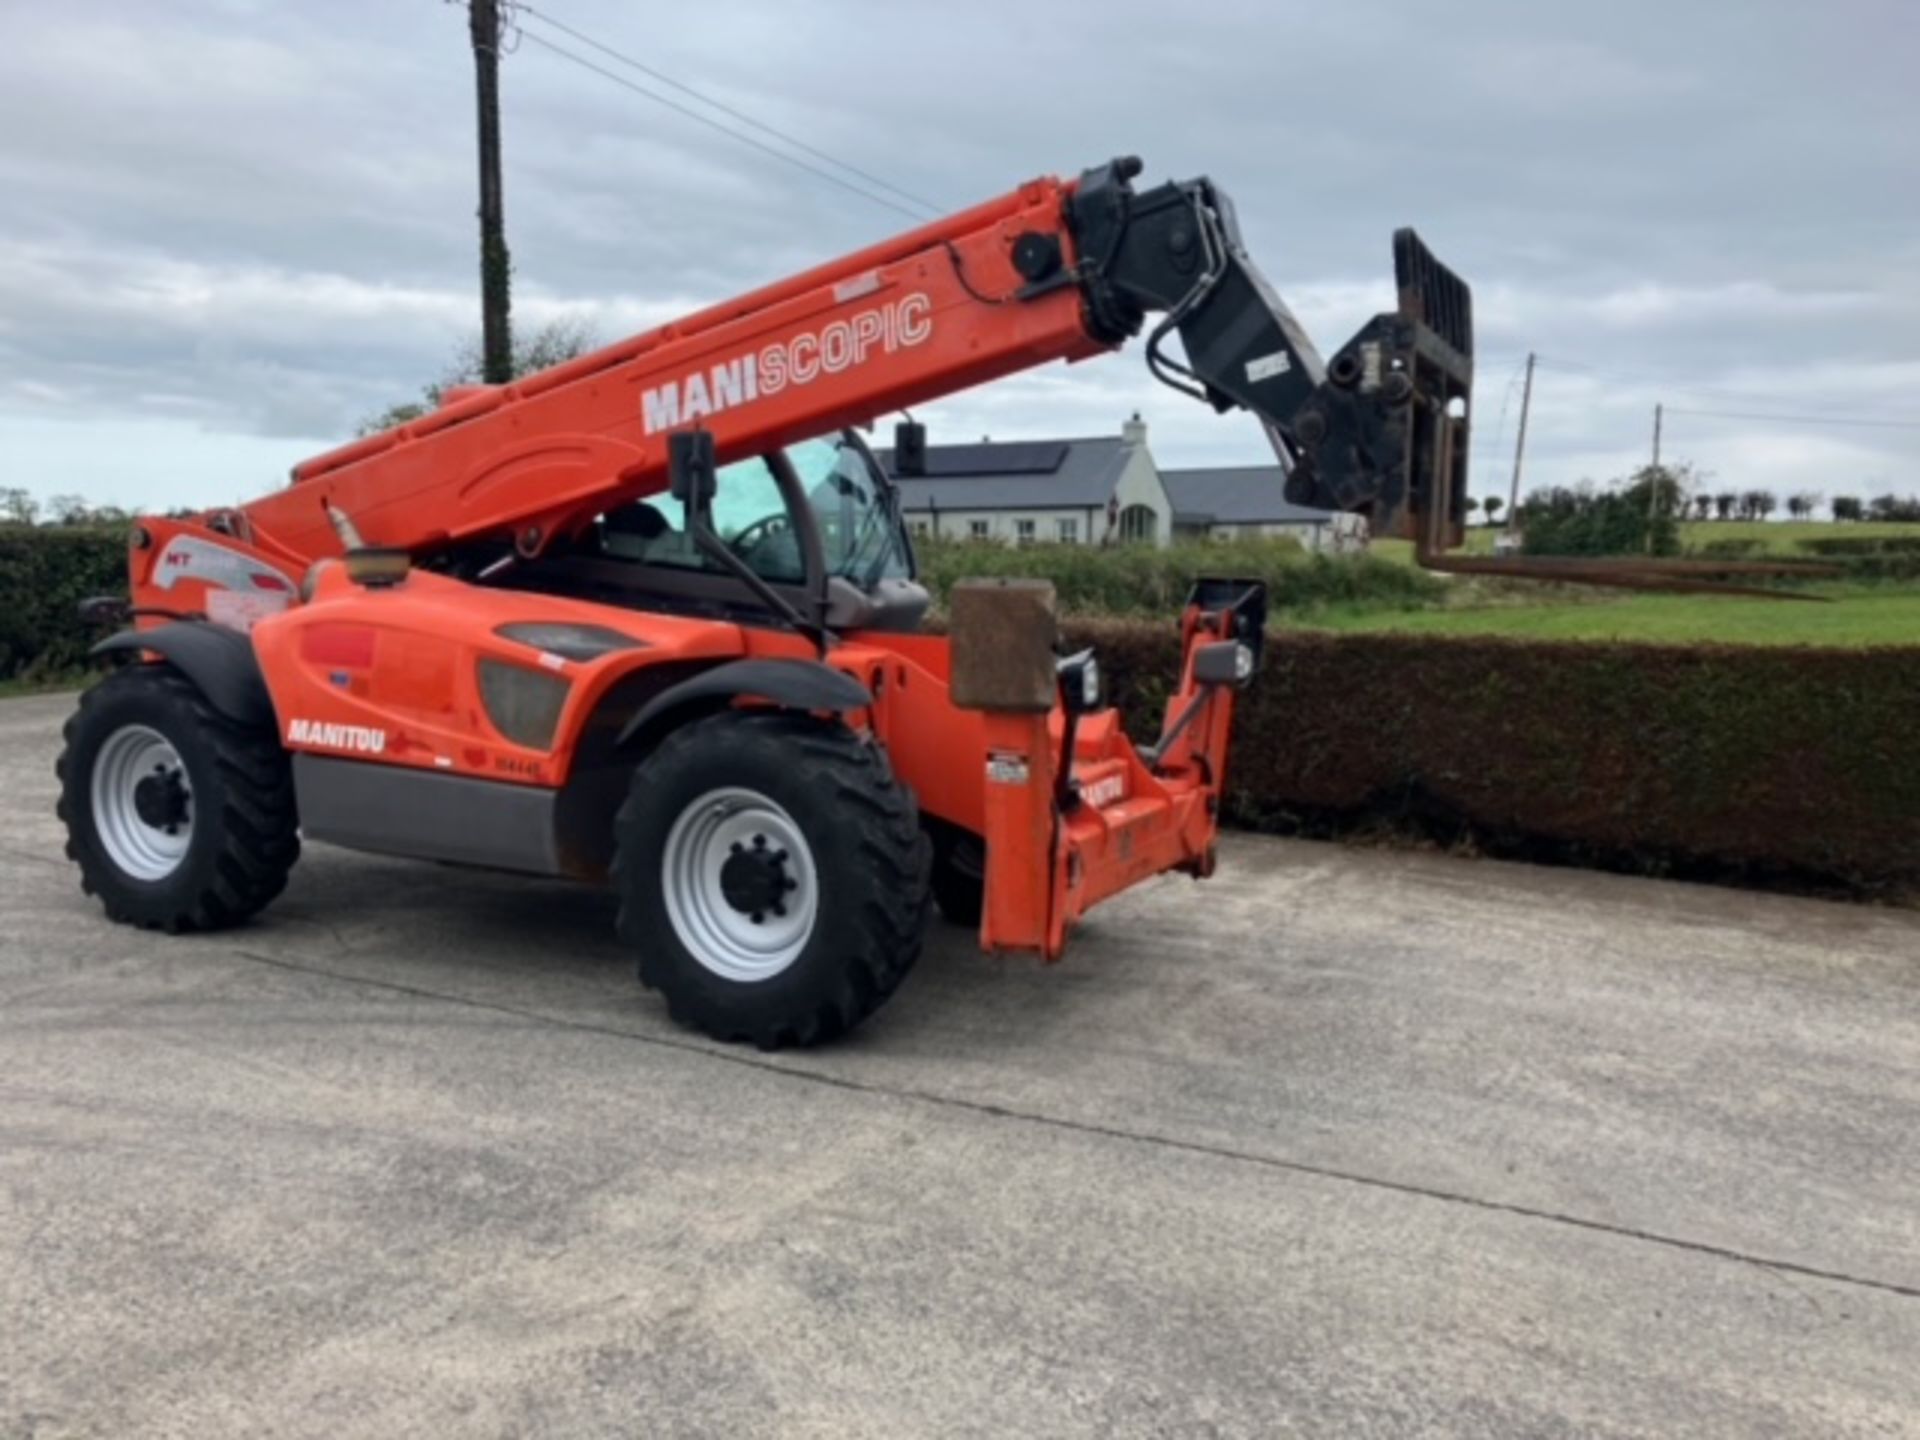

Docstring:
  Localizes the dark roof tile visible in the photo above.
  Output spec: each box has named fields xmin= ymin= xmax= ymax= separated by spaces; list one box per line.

xmin=879 ymin=435 xmax=1131 ymax=512
xmin=1161 ymin=465 xmax=1338 ymax=526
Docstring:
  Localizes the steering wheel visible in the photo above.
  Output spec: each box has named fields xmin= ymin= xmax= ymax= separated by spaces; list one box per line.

xmin=728 ymin=513 xmax=791 ymax=557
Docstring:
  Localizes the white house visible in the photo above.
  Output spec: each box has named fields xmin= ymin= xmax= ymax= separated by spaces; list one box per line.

xmin=1161 ymin=465 xmax=1369 ymax=551
xmin=882 ymin=415 xmax=1170 ymax=546
xmin=880 ymin=414 xmax=1353 ymax=549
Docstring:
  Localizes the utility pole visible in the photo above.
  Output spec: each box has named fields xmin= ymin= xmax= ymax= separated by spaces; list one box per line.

xmin=468 ymin=0 xmax=513 ymax=385
xmin=1504 ymin=351 xmax=1535 ymax=540
xmin=1647 ymin=403 xmax=1664 ymax=553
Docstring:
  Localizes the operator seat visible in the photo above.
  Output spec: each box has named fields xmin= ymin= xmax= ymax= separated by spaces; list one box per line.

xmin=600 ymin=501 xmax=669 ymax=560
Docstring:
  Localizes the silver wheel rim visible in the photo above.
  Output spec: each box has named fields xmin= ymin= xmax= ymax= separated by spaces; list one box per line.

xmin=90 ymin=724 xmax=193 ymax=881
xmin=661 ymin=787 xmax=818 ymax=982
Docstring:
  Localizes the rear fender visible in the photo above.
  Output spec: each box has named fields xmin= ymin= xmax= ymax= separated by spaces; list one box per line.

xmin=91 ymin=623 xmax=275 ymax=730
xmin=614 ymin=658 xmax=873 ymax=754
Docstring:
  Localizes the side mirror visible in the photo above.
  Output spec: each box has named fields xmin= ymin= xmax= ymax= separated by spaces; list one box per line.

xmin=893 ymin=420 xmax=927 ymax=477
xmin=669 ymin=429 xmax=717 ymax=512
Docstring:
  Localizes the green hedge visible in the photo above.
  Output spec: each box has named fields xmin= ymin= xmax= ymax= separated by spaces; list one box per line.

xmin=1070 ymin=618 xmax=1920 ymax=893
xmin=8 ymin=523 xmax=1915 ymax=893
xmin=0 ymin=526 xmax=127 ymax=682
xmin=1792 ymin=536 xmax=1920 ymax=582
xmin=916 ymin=537 xmax=1442 ymax=617
xmin=1799 ymin=536 xmax=1920 ymax=557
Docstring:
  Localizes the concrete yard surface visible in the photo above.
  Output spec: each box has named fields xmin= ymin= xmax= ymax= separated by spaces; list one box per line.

xmin=3 ymin=690 xmax=1919 ymax=1437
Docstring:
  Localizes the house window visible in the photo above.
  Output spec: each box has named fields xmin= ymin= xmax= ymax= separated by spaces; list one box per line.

xmin=968 ymin=519 xmax=991 ymax=540
xmin=1057 ymin=518 xmax=1078 ymax=544
xmin=1015 ymin=519 xmax=1036 ymax=545
xmin=908 ymin=519 xmax=930 ymax=537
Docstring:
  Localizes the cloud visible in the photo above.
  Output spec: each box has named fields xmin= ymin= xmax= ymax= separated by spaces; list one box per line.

xmin=0 ymin=0 xmax=1914 ymax=513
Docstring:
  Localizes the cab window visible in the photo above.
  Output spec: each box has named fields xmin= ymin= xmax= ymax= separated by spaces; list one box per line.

xmin=786 ymin=436 xmax=911 ymax=583
xmin=603 ymin=455 xmax=805 ymax=585
xmin=595 ymin=433 xmax=909 ymax=587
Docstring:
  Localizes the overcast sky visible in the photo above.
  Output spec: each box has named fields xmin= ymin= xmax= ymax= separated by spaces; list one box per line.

xmin=2 ymin=0 xmax=1915 ymax=515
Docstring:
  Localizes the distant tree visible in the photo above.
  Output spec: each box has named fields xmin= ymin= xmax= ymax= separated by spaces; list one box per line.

xmin=46 ymin=494 xmax=90 ymax=525
xmin=1516 ymin=464 xmax=1681 ymax=558
xmin=1692 ymin=494 xmax=1714 ymax=521
xmin=1461 ymin=496 xmax=1480 ymax=523
xmin=358 ymin=318 xmax=601 ymax=436
xmin=0 ymin=487 xmax=38 ymax=525
xmin=1786 ymin=492 xmax=1818 ymax=520
xmin=1868 ymin=493 xmax=1920 ymax=522
xmin=1481 ymin=496 xmax=1504 ymax=526
xmin=1831 ymin=495 xmax=1864 ymax=522
xmin=1749 ymin=489 xmax=1778 ymax=521
xmin=1714 ymin=491 xmax=1738 ymax=520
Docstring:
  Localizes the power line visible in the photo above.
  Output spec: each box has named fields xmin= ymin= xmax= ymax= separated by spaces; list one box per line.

xmin=1474 ymin=354 xmax=1530 ymax=469
xmin=1663 ymin=407 xmax=1920 ymax=432
xmin=1529 ymin=353 xmax=1917 ymax=424
xmin=518 ymin=5 xmax=941 ymax=215
xmin=513 ymin=14 xmax=939 ymax=222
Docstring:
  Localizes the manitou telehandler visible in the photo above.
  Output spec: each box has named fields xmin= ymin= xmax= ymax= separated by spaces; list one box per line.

xmin=58 ymin=156 xmax=1475 ymax=1046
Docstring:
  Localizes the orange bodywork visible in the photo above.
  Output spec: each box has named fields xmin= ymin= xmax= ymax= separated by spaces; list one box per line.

xmin=122 ymin=170 xmax=1254 ymax=961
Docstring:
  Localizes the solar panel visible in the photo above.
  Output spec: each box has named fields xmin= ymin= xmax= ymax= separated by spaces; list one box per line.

xmin=921 ymin=442 xmax=1068 ymax=477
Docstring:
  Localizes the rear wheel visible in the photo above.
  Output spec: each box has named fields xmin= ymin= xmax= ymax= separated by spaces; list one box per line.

xmin=613 ymin=711 xmax=931 ymax=1048
xmin=57 ymin=665 xmax=300 ymax=932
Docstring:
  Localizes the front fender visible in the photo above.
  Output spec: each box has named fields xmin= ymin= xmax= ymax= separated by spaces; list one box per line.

xmin=615 ymin=658 xmax=872 ymax=751
xmin=91 ymin=623 xmax=274 ymax=730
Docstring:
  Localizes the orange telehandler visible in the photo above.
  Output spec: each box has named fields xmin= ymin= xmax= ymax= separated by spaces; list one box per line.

xmin=58 ymin=156 xmax=1474 ymax=1046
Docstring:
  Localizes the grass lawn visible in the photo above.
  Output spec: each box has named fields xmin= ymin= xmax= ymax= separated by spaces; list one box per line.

xmin=1306 ymin=586 xmax=1920 ymax=646
xmin=1677 ymin=519 xmax=1920 ymax=554
xmin=1373 ymin=521 xmax=1920 ymax=566
xmin=1368 ymin=530 xmax=1500 ymax=566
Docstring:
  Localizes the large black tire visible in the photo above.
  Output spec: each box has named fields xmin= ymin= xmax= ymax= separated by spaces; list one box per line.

xmin=57 ymin=665 xmax=300 ymax=932
xmin=613 ymin=711 xmax=931 ymax=1048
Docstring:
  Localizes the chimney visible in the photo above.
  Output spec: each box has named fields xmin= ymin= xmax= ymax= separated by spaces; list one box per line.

xmin=1121 ymin=411 xmax=1147 ymax=447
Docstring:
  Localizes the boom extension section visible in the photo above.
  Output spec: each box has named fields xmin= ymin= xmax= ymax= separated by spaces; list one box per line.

xmin=222 ymin=156 xmax=1471 ymax=574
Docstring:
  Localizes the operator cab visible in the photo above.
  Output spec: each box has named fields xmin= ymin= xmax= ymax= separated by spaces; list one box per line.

xmin=498 ymin=429 xmax=930 ymax=635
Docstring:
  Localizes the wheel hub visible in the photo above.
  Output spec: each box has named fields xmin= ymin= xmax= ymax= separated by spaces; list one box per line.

xmin=133 ymin=766 xmax=190 ymax=832
xmin=661 ymin=787 xmax=819 ymax=982
xmin=718 ymin=834 xmax=796 ymax=921
xmin=90 ymin=724 xmax=194 ymax=881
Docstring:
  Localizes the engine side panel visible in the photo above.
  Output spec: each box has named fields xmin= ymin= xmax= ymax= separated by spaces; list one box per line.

xmin=250 ymin=563 xmax=748 ymax=788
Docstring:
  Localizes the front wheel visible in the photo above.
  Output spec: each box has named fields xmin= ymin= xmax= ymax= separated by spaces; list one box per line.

xmin=613 ymin=711 xmax=931 ymax=1048
xmin=57 ymin=665 xmax=300 ymax=932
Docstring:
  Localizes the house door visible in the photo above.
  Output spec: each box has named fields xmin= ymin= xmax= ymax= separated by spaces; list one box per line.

xmin=1116 ymin=504 xmax=1158 ymax=544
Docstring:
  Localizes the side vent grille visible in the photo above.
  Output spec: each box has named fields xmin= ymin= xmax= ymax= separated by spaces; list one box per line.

xmin=478 ymin=660 xmax=569 ymax=751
